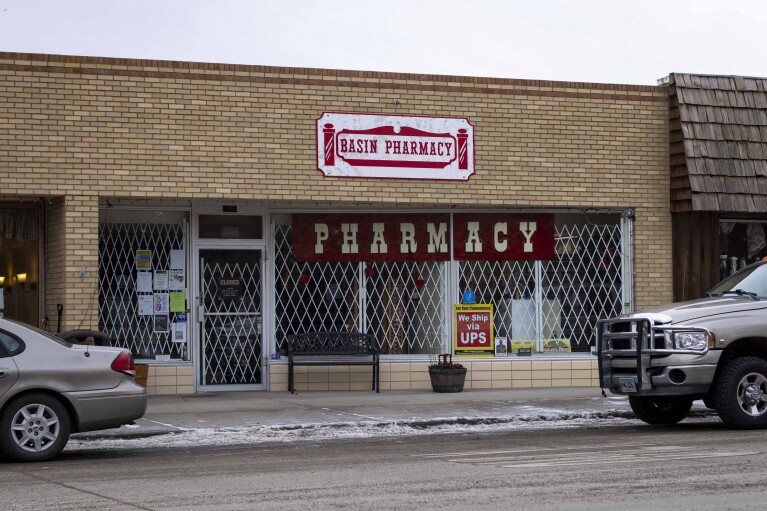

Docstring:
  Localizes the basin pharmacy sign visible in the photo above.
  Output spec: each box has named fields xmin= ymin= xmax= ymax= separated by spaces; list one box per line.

xmin=454 ymin=304 xmax=494 ymax=357
xmin=316 ymin=112 xmax=475 ymax=180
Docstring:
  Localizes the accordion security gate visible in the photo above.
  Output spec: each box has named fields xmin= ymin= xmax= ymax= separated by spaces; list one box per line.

xmin=100 ymin=214 xmax=624 ymax=388
xmin=458 ymin=221 xmax=625 ymax=353
xmin=274 ymin=217 xmax=625 ymax=356
xmin=98 ymin=220 xmax=188 ymax=360
xmin=273 ymin=225 xmax=448 ymax=355
xmin=199 ymin=249 xmax=263 ymax=387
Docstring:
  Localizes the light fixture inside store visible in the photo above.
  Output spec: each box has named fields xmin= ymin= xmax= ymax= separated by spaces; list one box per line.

xmin=0 ymin=276 xmax=5 ymax=286
xmin=16 ymin=273 xmax=34 ymax=291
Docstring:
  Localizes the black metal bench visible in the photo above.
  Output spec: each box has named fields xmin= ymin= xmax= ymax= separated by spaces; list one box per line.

xmin=287 ymin=332 xmax=380 ymax=393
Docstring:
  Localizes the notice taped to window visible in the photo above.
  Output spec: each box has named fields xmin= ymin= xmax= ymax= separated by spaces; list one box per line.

xmin=454 ymin=304 xmax=494 ymax=357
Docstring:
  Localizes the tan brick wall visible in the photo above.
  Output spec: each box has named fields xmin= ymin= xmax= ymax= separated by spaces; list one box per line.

xmin=43 ymin=197 xmax=65 ymax=332
xmin=0 ymin=53 xmax=671 ymax=341
xmin=43 ymin=194 xmax=99 ymax=331
xmin=68 ymin=195 xmax=100 ymax=330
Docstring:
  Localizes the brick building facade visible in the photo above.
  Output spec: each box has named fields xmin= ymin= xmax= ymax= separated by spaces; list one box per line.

xmin=0 ymin=53 xmax=670 ymax=394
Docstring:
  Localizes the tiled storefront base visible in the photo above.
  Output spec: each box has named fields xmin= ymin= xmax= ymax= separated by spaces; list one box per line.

xmin=268 ymin=359 xmax=599 ymax=392
xmin=141 ymin=359 xmax=599 ymax=394
xmin=144 ymin=364 xmax=194 ymax=395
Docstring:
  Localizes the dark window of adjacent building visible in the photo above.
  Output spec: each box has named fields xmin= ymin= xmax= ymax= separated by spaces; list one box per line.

xmin=719 ymin=221 xmax=767 ymax=280
xmin=0 ymin=206 xmax=41 ymax=327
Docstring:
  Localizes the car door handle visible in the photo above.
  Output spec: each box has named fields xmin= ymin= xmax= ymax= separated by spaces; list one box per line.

xmin=0 ymin=370 xmax=6 ymax=378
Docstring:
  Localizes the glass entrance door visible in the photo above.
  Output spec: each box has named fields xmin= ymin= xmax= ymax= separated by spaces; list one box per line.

xmin=199 ymin=249 xmax=263 ymax=388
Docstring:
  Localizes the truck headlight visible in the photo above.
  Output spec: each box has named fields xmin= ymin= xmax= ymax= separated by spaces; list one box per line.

xmin=673 ymin=331 xmax=709 ymax=351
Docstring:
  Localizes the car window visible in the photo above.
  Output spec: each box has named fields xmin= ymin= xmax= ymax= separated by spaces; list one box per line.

xmin=0 ymin=330 xmax=24 ymax=356
xmin=5 ymin=319 xmax=72 ymax=347
xmin=708 ymin=262 xmax=767 ymax=297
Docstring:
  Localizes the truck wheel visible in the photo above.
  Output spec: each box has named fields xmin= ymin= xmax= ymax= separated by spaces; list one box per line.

xmin=713 ymin=357 xmax=767 ymax=429
xmin=0 ymin=393 xmax=72 ymax=462
xmin=628 ymin=396 xmax=692 ymax=425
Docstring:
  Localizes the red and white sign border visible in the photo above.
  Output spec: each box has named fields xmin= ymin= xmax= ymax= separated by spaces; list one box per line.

xmin=316 ymin=112 xmax=475 ymax=181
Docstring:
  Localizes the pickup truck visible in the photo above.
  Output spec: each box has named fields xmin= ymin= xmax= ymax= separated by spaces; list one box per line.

xmin=597 ymin=260 xmax=767 ymax=429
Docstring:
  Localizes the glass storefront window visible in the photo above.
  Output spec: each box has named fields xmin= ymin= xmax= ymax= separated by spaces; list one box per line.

xmin=459 ymin=214 xmax=624 ymax=353
xmin=272 ymin=212 xmax=624 ymax=357
xmin=364 ymin=260 xmax=446 ymax=355
xmin=0 ymin=207 xmax=41 ymax=327
xmin=98 ymin=209 xmax=190 ymax=361
xmin=272 ymin=217 xmax=448 ymax=355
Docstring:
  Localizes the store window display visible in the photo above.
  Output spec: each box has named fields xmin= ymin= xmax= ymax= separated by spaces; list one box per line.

xmin=0 ymin=207 xmax=41 ymax=327
xmin=98 ymin=209 xmax=189 ymax=361
xmin=720 ymin=222 xmax=767 ymax=279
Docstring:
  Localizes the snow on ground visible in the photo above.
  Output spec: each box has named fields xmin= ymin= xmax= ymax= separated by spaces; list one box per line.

xmin=65 ymin=407 xmax=719 ymax=453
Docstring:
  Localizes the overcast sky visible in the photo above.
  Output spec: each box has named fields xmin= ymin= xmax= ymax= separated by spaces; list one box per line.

xmin=0 ymin=0 xmax=765 ymax=85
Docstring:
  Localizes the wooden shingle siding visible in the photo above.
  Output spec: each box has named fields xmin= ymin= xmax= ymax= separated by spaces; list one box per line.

xmin=670 ymin=73 xmax=767 ymax=213
xmin=670 ymin=73 xmax=767 ymax=300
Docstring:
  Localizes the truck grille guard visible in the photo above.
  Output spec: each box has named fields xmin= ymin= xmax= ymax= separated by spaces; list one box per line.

xmin=596 ymin=317 xmax=711 ymax=391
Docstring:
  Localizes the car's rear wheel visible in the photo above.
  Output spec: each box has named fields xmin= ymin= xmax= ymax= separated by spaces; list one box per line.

xmin=713 ymin=357 xmax=767 ymax=429
xmin=0 ymin=393 xmax=72 ymax=462
xmin=628 ymin=395 xmax=692 ymax=425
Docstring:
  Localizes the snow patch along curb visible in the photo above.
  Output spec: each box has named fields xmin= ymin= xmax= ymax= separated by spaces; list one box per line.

xmin=65 ymin=408 xmax=718 ymax=453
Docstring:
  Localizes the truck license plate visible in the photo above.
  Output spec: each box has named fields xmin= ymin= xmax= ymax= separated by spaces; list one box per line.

xmin=619 ymin=377 xmax=638 ymax=393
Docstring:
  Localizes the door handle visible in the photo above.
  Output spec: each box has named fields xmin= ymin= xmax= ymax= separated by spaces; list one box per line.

xmin=0 ymin=369 xmax=6 ymax=378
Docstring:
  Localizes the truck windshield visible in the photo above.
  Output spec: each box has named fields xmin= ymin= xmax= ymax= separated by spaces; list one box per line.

xmin=707 ymin=263 xmax=767 ymax=298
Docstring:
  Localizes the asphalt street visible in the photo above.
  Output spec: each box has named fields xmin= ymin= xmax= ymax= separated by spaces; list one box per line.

xmin=2 ymin=414 xmax=764 ymax=511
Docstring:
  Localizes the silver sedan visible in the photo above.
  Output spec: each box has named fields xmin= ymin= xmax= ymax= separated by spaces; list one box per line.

xmin=0 ymin=318 xmax=147 ymax=462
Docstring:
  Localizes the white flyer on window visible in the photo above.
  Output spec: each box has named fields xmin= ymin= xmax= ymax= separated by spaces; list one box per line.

xmin=138 ymin=295 xmax=153 ymax=316
xmin=171 ymin=322 xmax=187 ymax=343
xmin=136 ymin=271 xmax=153 ymax=293
xmin=169 ymin=269 xmax=185 ymax=290
xmin=154 ymin=270 xmax=169 ymax=290
xmin=170 ymin=249 xmax=186 ymax=271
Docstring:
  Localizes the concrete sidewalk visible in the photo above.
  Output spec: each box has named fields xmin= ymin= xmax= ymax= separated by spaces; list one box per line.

xmin=74 ymin=387 xmax=635 ymax=441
